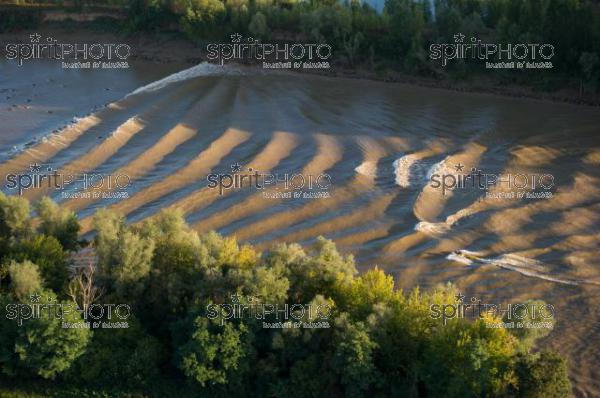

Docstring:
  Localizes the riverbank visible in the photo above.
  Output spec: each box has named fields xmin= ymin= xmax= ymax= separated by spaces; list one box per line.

xmin=1 ymin=21 xmax=599 ymax=107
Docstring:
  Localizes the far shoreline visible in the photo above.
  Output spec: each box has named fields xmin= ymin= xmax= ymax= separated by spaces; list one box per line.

xmin=2 ymin=23 xmax=600 ymax=107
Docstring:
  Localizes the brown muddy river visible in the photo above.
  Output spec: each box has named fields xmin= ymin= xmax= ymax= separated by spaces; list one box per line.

xmin=1 ymin=61 xmax=600 ymax=397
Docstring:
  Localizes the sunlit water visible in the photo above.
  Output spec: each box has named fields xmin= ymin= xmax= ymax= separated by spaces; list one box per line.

xmin=2 ymin=61 xmax=600 ymax=397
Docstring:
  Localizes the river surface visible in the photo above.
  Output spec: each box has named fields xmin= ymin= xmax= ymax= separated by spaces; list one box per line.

xmin=1 ymin=60 xmax=600 ymax=397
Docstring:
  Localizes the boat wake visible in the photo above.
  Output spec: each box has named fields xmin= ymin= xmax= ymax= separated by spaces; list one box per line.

xmin=447 ymin=250 xmax=600 ymax=286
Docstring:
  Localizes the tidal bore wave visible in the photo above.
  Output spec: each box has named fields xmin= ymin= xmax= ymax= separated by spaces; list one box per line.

xmin=2 ymin=62 xmax=600 ymax=396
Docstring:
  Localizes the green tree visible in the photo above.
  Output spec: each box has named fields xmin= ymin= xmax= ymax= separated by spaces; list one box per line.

xmin=270 ymin=354 xmax=329 ymax=398
xmin=0 ymin=193 xmax=32 ymax=240
xmin=93 ymin=208 xmax=154 ymax=298
xmin=1 ymin=290 xmax=90 ymax=379
xmin=579 ymin=52 xmax=599 ymax=93
xmin=93 ymin=207 xmax=124 ymax=274
xmin=516 ymin=351 xmax=571 ymax=398
xmin=503 ymin=299 xmax=554 ymax=353
xmin=112 ymin=229 xmax=155 ymax=298
xmin=175 ymin=0 xmax=226 ymax=36
xmin=422 ymin=315 xmax=518 ymax=397
xmin=7 ymin=260 xmax=42 ymax=300
xmin=11 ymin=235 xmax=69 ymax=293
xmin=140 ymin=209 xmax=204 ymax=328
xmin=334 ymin=267 xmax=395 ymax=318
xmin=35 ymin=196 xmax=80 ymax=251
xmin=284 ymin=236 xmax=356 ymax=302
xmin=176 ymin=315 xmax=250 ymax=387
xmin=332 ymin=314 xmax=378 ymax=397
xmin=385 ymin=0 xmax=427 ymax=70
xmin=249 ymin=11 xmax=268 ymax=37
xmin=69 ymin=319 xmax=163 ymax=388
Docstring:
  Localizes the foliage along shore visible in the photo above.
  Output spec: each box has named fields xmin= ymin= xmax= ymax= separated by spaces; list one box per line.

xmin=0 ymin=192 xmax=571 ymax=397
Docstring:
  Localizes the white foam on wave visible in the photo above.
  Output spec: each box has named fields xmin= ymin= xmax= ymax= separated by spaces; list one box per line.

xmin=393 ymin=154 xmax=419 ymax=187
xmin=355 ymin=161 xmax=377 ymax=178
xmin=490 ymin=260 xmax=580 ymax=286
xmin=446 ymin=249 xmax=486 ymax=265
xmin=490 ymin=254 xmax=548 ymax=273
xmin=416 ymin=207 xmax=475 ymax=235
xmin=4 ymin=64 xmax=240 ymax=161
xmin=446 ymin=252 xmax=474 ymax=265
xmin=425 ymin=158 xmax=445 ymax=179
xmin=426 ymin=155 xmax=460 ymax=180
xmin=415 ymin=221 xmax=450 ymax=235
xmin=447 ymin=249 xmax=600 ymax=287
xmin=394 ymin=153 xmax=450 ymax=188
xmin=445 ymin=207 xmax=475 ymax=226
xmin=6 ymin=115 xmax=93 ymax=159
xmin=128 ymin=63 xmax=244 ymax=96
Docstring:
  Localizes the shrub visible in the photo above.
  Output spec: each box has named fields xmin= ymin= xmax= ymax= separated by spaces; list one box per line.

xmin=516 ymin=351 xmax=571 ymax=398
xmin=10 ymin=235 xmax=69 ymax=293
xmin=7 ymin=260 xmax=42 ymax=300
xmin=0 ymin=290 xmax=91 ymax=379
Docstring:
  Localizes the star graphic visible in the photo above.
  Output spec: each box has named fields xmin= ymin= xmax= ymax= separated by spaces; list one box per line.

xmin=30 ymin=162 xmax=41 ymax=173
xmin=455 ymin=293 xmax=465 ymax=303
xmin=231 ymin=163 xmax=242 ymax=173
xmin=455 ymin=163 xmax=464 ymax=172
xmin=30 ymin=293 xmax=41 ymax=303
xmin=30 ymin=33 xmax=41 ymax=43
xmin=453 ymin=33 xmax=465 ymax=43
xmin=230 ymin=33 xmax=242 ymax=43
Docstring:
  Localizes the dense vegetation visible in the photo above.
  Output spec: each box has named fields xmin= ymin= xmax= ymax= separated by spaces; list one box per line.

xmin=2 ymin=0 xmax=600 ymax=95
xmin=0 ymin=192 xmax=571 ymax=397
